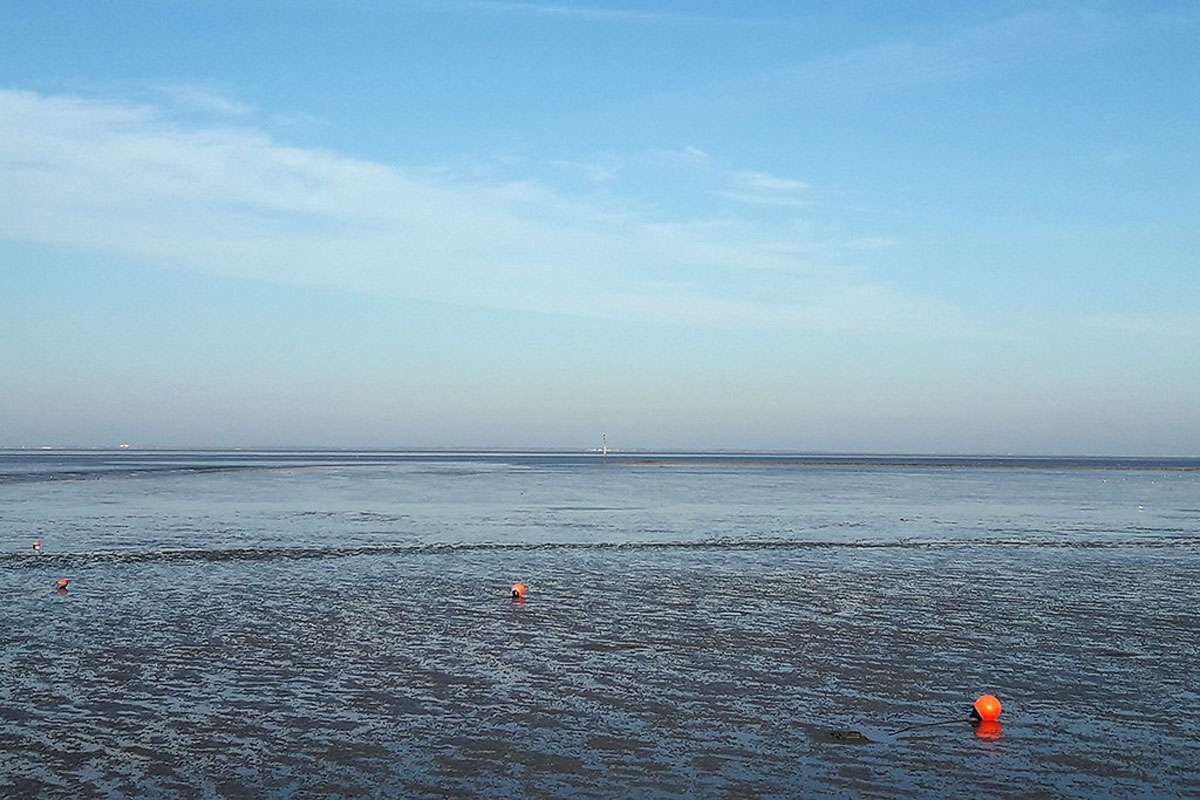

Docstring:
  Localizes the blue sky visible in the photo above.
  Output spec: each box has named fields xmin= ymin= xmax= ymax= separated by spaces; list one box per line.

xmin=1 ymin=1 xmax=1197 ymax=453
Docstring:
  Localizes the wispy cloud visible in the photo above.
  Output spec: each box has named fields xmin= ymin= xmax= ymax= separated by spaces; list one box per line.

xmin=157 ymin=84 xmax=253 ymax=116
xmin=548 ymin=156 xmax=620 ymax=182
xmin=663 ymin=8 xmax=1121 ymax=111
xmin=1094 ymin=147 xmax=1138 ymax=167
xmin=1083 ymin=312 xmax=1200 ymax=339
xmin=0 ymin=89 xmax=955 ymax=334
xmin=719 ymin=170 xmax=810 ymax=208
xmin=843 ymin=236 xmax=897 ymax=251
xmin=461 ymin=1 xmax=724 ymax=24
xmin=652 ymin=144 xmax=712 ymax=168
xmin=734 ymin=171 xmax=807 ymax=193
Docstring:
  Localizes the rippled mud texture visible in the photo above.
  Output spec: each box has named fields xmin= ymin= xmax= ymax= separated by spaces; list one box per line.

xmin=2 ymin=545 xmax=1197 ymax=799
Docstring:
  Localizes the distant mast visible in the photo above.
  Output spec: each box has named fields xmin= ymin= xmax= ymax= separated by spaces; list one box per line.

xmin=601 ymin=433 xmax=608 ymax=457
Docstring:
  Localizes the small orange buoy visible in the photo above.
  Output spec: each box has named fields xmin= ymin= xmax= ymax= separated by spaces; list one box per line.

xmin=972 ymin=694 xmax=1002 ymax=723
xmin=974 ymin=720 xmax=1003 ymax=741
xmin=511 ymin=582 xmax=527 ymax=600
xmin=54 ymin=578 xmax=69 ymax=591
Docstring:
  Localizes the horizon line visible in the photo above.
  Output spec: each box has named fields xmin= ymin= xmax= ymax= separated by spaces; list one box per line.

xmin=2 ymin=446 xmax=1198 ymax=460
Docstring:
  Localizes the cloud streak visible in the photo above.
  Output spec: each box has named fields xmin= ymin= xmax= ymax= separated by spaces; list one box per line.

xmin=157 ymin=84 xmax=253 ymax=116
xmin=719 ymin=170 xmax=810 ymax=208
xmin=460 ymin=1 xmax=728 ymax=24
xmin=660 ymin=8 xmax=1121 ymax=112
xmin=0 ymin=89 xmax=958 ymax=334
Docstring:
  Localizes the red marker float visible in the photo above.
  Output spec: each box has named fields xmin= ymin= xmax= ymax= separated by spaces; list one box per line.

xmin=972 ymin=694 xmax=1002 ymax=723
xmin=511 ymin=582 xmax=527 ymax=600
xmin=890 ymin=693 xmax=1006 ymax=737
xmin=54 ymin=578 xmax=69 ymax=592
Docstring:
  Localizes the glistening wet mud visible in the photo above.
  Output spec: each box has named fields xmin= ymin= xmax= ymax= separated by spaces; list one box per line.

xmin=2 ymin=452 xmax=1197 ymax=797
xmin=2 ymin=544 xmax=1197 ymax=798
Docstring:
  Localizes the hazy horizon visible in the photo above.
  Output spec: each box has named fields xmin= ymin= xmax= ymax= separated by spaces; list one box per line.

xmin=3 ymin=2 xmax=1197 ymax=455
xmin=3 ymin=444 xmax=1198 ymax=460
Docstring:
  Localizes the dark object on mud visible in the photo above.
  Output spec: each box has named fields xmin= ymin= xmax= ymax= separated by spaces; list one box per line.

xmin=828 ymin=730 xmax=871 ymax=743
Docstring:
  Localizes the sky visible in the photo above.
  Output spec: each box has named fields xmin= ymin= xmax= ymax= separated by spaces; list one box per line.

xmin=1 ymin=1 xmax=1197 ymax=454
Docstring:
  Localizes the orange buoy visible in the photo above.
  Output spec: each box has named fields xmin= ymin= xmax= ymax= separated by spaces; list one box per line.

xmin=511 ymin=582 xmax=527 ymax=600
xmin=972 ymin=694 xmax=1002 ymax=723
xmin=974 ymin=720 xmax=1003 ymax=741
xmin=54 ymin=578 xmax=69 ymax=591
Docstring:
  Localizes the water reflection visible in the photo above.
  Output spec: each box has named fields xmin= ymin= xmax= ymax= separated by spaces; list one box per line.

xmin=975 ymin=721 xmax=1004 ymax=741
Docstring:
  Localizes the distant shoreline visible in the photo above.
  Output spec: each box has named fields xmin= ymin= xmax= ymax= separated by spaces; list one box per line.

xmin=2 ymin=449 xmax=1198 ymax=477
xmin=2 ymin=446 xmax=1199 ymax=460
